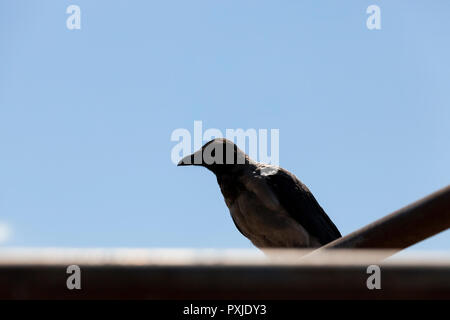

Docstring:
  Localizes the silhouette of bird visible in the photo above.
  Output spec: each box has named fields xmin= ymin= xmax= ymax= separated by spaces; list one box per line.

xmin=178 ymin=138 xmax=341 ymax=249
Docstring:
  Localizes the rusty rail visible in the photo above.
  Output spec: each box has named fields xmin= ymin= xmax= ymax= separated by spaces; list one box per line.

xmin=321 ymin=185 xmax=450 ymax=252
xmin=0 ymin=249 xmax=449 ymax=299
xmin=0 ymin=187 xmax=449 ymax=299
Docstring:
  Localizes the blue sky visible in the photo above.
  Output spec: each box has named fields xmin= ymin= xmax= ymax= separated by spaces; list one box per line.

xmin=0 ymin=1 xmax=449 ymax=250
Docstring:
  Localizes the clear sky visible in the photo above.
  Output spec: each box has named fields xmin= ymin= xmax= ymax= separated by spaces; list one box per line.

xmin=0 ymin=1 xmax=449 ymax=250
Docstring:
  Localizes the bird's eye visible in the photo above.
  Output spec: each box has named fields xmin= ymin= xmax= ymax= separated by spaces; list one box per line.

xmin=211 ymin=149 xmax=215 ymax=157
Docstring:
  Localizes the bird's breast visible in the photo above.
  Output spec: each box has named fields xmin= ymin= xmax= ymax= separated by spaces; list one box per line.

xmin=227 ymin=188 xmax=318 ymax=248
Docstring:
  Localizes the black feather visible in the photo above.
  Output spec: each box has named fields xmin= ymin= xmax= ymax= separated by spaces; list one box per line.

xmin=264 ymin=168 xmax=341 ymax=245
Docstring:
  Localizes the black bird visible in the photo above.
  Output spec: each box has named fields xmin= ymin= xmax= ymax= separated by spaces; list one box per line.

xmin=178 ymin=138 xmax=341 ymax=249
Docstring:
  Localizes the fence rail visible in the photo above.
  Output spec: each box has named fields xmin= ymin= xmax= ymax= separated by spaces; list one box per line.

xmin=0 ymin=249 xmax=449 ymax=299
xmin=0 ymin=185 xmax=449 ymax=299
xmin=321 ymin=185 xmax=450 ymax=252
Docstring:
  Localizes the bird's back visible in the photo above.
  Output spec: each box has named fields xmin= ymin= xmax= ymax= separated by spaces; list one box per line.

xmin=259 ymin=165 xmax=341 ymax=245
xmin=217 ymin=164 xmax=341 ymax=248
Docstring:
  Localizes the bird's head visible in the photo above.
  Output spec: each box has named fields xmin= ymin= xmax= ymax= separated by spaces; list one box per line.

xmin=177 ymin=138 xmax=253 ymax=175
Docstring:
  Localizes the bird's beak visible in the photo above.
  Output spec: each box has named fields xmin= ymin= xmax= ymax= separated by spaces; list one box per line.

xmin=177 ymin=154 xmax=194 ymax=166
xmin=177 ymin=150 xmax=202 ymax=166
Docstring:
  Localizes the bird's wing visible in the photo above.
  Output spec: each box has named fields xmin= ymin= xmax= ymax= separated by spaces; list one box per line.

xmin=257 ymin=166 xmax=342 ymax=245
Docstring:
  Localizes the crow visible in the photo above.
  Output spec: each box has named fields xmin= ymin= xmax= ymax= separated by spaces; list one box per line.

xmin=178 ymin=138 xmax=341 ymax=249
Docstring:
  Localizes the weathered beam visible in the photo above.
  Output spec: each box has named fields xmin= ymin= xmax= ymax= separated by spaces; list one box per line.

xmin=321 ymin=185 xmax=450 ymax=251
xmin=0 ymin=249 xmax=449 ymax=299
xmin=1 ymin=263 xmax=449 ymax=299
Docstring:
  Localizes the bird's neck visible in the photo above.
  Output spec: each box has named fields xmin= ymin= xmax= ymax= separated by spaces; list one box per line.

xmin=216 ymin=173 xmax=243 ymax=205
xmin=214 ymin=163 xmax=257 ymax=204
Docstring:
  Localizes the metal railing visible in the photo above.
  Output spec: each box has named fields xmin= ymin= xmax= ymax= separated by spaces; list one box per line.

xmin=316 ymin=185 xmax=450 ymax=257
xmin=0 ymin=185 xmax=449 ymax=299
